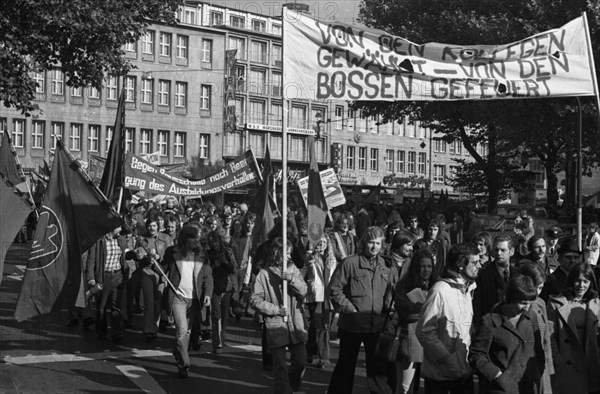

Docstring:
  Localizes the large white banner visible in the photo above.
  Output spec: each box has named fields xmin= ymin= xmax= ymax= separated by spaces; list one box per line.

xmin=283 ymin=9 xmax=596 ymax=101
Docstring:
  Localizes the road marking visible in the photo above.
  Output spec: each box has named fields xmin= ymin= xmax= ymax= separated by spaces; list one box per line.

xmin=2 ymin=349 xmax=171 ymax=365
xmin=116 ymin=365 xmax=167 ymax=394
xmin=228 ymin=344 xmax=261 ymax=352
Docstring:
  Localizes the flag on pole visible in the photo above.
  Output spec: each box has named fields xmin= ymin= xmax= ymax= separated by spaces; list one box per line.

xmin=364 ymin=182 xmax=382 ymax=204
xmin=14 ymin=140 xmax=122 ymax=322
xmin=0 ymin=178 xmax=32 ymax=285
xmin=0 ymin=131 xmax=26 ymax=187
xmin=99 ymin=90 xmax=126 ymax=202
xmin=251 ymin=143 xmax=276 ymax=247
xmin=307 ymin=136 xmax=329 ymax=243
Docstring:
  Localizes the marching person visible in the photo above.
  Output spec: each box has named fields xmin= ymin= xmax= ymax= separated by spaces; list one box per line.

xmin=86 ymin=226 xmax=128 ymax=342
xmin=251 ymin=237 xmax=308 ymax=394
xmin=327 ymin=226 xmax=398 ymax=394
xmin=416 ymin=242 xmax=482 ymax=394
xmin=329 ymin=213 xmax=357 ymax=265
xmin=163 ymin=225 xmax=213 ymax=378
xmin=584 ymin=222 xmax=600 ymax=266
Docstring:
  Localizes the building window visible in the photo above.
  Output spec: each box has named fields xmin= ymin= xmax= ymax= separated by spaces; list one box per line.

xmin=124 ymin=76 xmax=136 ymax=102
xmin=106 ymin=126 xmax=113 ymax=153
xmin=249 ymin=100 xmax=265 ymax=124
xmin=51 ymin=122 xmax=64 ymax=150
xmin=51 ymin=70 xmax=64 ymax=95
xmin=31 ymin=120 xmax=44 ymax=149
xmin=0 ymin=118 xmax=5 ymax=134
xmin=142 ymin=30 xmax=154 ymax=54
xmin=174 ymin=132 xmax=186 ymax=157
xmin=12 ymin=119 xmax=25 ymax=148
xmin=370 ymin=148 xmax=379 ymax=171
xmin=248 ymin=133 xmax=264 ymax=157
xmin=272 ymin=24 xmax=282 ymax=35
xmin=125 ymin=128 xmax=135 ymax=153
xmin=270 ymin=102 xmax=282 ymax=126
xmin=346 ymin=146 xmax=355 ymax=170
xmin=347 ymin=109 xmax=356 ymax=130
xmin=385 ymin=150 xmax=394 ymax=172
xmin=211 ymin=11 xmax=223 ymax=25
xmin=270 ymin=134 xmax=282 ymax=159
xmin=158 ymin=80 xmax=170 ymax=106
xmin=396 ymin=150 xmax=405 ymax=173
xmin=251 ymin=40 xmax=268 ymax=64
xmin=230 ymin=15 xmax=245 ymax=28
xmin=252 ymin=19 xmax=266 ymax=32
xmin=159 ymin=32 xmax=171 ymax=56
xmin=140 ymin=129 xmax=152 ymax=154
xmin=407 ymin=151 xmax=416 ymax=173
xmin=141 ymin=78 xmax=153 ymax=104
xmin=433 ymin=139 xmax=447 ymax=153
xmin=249 ymin=69 xmax=266 ymax=95
xmin=229 ymin=36 xmax=246 ymax=60
xmin=271 ymin=45 xmax=282 ymax=67
xmin=33 ymin=72 xmax=45 ymax=93
xmin=176 ymin=35 xmax=188 ymax=59
xmin=334 ymin=106 xmax=343 ymax=129
xmin=418 ymin=152 xmax=426 ymax=174
xmin=106 ymin=75 xmax=117 ymax=101
xmin=434 ymin=165 xmax=446 ymax=183
xmin=271 ymin=72 xmax=282 ymax=97
xmin=290 ymin=105 xmax=307 ymax=129
xmin=418 ymin=123 xmax=426 ymax=139
xmin=71 ymin=86 xmax=83 ymax=97
xmin=125 ymin=41 xmax=136 ymax=52
xmin=358 ymin=147 xmax=367 ymax=171
xmin=183 ymin=8 xmax=196 ymax=24
xmin=175 ymin=82 xmax=187 ymax=108
xmin=200 ymin=84 xmax=211 ymax=110
xmin=289 ymin=137 xmax=305 ymax=161
xmin=88 ymin=125 xmax=100 ymax=152
xmin=199 ymin=134 xmax=209 ymax=159
xmin=70 ymin=124 xmax=82 ymax=151
xmin=89 ymin=86 xmax=100 ymax=99
xmin=450 ymin=140 xmax=462 ymax=154
xmin=202 ymin=39 xmax=212 ymax=63
xmin=158 ymin=130 xmax=169 ymax=157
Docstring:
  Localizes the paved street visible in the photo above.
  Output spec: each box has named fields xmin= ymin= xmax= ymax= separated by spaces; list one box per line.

xmin=0 ymin=243 xmax=370 ymax=394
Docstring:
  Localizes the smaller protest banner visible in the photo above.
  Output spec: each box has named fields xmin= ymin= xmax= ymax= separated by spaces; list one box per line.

xmin=298 ymin=167 xmax=346 ymax=209
xmin=124 ymin=150 xmax=260 ymax=197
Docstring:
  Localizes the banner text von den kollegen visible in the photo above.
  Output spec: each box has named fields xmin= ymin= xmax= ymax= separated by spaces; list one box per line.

xmin=314 ymin=22 xmax=572 ymax=100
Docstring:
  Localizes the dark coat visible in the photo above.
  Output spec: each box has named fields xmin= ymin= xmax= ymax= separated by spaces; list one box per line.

xmin=207 ymin=246 xmax=237 ymax=294
xmin=547 ymin=296 xmax=600 ymax=394
xmin=539 ymin=268 xmax=568 ymax=302
xmin=472 ymin=262 xmax=512 ymax=325
xmin=86 ymin=235 xmax=128 ymax=283
xmin=469 ymin=304 xmax=544 ymax=394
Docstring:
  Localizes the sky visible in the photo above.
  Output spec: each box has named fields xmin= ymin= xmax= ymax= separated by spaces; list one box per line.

xmin=212 ymin=0 xmax=362 ymax=23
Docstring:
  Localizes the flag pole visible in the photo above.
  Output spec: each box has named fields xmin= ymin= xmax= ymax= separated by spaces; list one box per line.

xmin=281 ymin=5 xmax=289 ymax=322
xmin=582 ymin=12 xmax=600 ymax=126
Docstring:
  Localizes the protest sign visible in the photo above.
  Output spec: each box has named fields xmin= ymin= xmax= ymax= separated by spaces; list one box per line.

xmin=124 ymin=150 xmax=260 ymax=197
xmin=298 ymin=168 xmax=346 ymax=209
xmin=283 ymin=10 xmax=596 ymax=101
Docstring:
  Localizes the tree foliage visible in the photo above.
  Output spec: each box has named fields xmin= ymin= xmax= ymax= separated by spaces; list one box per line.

xmin=0 ymin=0 xmax=183 ymax=114
xmin=356 ymin=0 xmax=600 ymax=211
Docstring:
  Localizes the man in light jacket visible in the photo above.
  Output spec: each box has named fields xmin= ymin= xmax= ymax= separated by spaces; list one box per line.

xmin=416 ymin=242 xmax=482 ymax=394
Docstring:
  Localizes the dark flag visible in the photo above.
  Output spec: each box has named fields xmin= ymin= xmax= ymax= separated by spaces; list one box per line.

xmin=0 ymin=178 xmax=32 ymax=285
xmin=14 ymin=140 xmax=122 ymax=322
xmin=99 ymin=90 xmax=126 ymax=202
xmin=307 ymin=136 xmax=329 ymax=243
xmin=251 ymin=143 xmax=276 ymax=247
xmin=0 ymin=131 xmax=25 ymax=187
xmin=364 ymin=182 xmax=382 ymax=204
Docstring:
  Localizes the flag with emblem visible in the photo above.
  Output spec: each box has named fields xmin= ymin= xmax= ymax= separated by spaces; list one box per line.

xmin=15 ymin=140 xmax=122 ymax=322
xmin=307 ymin=136 xmax=329 ymax=243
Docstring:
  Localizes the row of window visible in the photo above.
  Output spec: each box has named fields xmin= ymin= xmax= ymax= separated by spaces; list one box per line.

xmin=179 ymin=6 xmax=282 ymax=36
xmin=224 ymin=131 xmax=327 ymax=163
xmin=228 ymin=36 xmax=281 ymax=65
xmin=32 ymin=71 xmax=214 ymax=112
xmin=344 ymin=146 xmax=427 ymax=174
xmin=132 ymin=31 xmax=193 ymax=60
xmin=1 ymin=118 xmax=191 ymax=159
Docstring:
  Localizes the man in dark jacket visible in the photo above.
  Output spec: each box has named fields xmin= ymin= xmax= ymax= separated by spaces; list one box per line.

xmin=521 ymin=235 xmax=559 ymax=276
xmin=327 ymin=226 xmax=398 ymax=394
xmin=87 ymin=226 xmax=128 ymax=342
xmin=540 ymin=238 xmax=582 ymax=301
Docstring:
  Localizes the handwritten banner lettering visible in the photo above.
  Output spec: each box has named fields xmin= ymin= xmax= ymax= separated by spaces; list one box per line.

xmin=283 ymin=10 xmax=595 ymax=101
xmin=123 ymin=150 xmax=260 ymax=197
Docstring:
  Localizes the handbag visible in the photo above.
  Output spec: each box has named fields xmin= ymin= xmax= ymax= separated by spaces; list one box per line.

xmin=374 ymin=295 xmax=400 ymax=362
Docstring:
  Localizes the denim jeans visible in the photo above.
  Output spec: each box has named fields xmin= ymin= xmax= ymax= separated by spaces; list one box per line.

xmin=96 ymin=270 xmax=125 ymax=339
xmin=141 ymin=271 xmax=164 ymax=335
xmin=211 ymin=292 xmax=231 ymax=349
xmin=172 ymin=296 xmax=199 ymax=368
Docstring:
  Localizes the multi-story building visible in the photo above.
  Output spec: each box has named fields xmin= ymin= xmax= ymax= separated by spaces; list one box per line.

xmin=0 ymin=1 xmax=475 ymax=202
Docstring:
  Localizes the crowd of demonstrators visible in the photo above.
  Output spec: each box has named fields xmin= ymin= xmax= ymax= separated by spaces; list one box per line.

xmin=66 ymin=195 xmax=600 ymax=394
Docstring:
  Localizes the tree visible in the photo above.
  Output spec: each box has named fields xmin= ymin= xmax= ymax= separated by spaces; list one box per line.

xmin=0 ymin=0 xmax=182 ymax=115
xmin=357 ymin=0 xmax=600 ymax=211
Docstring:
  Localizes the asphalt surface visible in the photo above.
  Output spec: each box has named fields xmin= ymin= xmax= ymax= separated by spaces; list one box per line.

xmin=0 ymin=242 xmax=372 ymax=394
